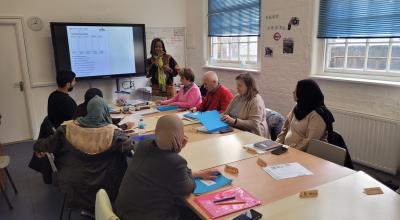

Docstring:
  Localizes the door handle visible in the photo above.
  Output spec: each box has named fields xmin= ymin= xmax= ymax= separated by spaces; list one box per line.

xmin=19 ymin=81 xmax=24 ymax=91
xmin=13 ymin=81 xmax=24 ymax=91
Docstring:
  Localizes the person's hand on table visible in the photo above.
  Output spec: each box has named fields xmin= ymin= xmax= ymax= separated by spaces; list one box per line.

xmin=125 ymin=121 xmax=136 ymax=130
xmin=221 ymin=114 xmax=235 ymax=125
xmin=155 ymin=100 xmax=162 ymax=105
xmin=189 ymin=107 xmax=197 ymax=112
xmin=193 ymin=169 xmax=220 ymax=180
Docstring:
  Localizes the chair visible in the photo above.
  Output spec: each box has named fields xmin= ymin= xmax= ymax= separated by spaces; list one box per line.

xmin=306 ymin=139 xmax=347 ymax=166
xmin=95 ymin=189 xmax=119 ymax=220
xmin=265 ymin=108 xmax=285 ymax=141
xmin=0 ymin=155 xmax=18 ymax=210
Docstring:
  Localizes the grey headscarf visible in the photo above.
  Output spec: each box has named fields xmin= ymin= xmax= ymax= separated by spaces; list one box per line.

xmin=76 ymin=96 xmax=112 ymax=128
xmin=155 ymin=115 xmax=184 ymax=153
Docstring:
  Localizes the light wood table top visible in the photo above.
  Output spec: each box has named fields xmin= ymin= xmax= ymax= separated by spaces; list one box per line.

xmin=252 ymin=171 xmax=400 ymax=220
xmin=183 ymin=124 xmax=241 ymax=143
xmin=180 ymin=132 xmax=266 ymax=171
xmin=185 ymin=147 xmax=355 ymax=219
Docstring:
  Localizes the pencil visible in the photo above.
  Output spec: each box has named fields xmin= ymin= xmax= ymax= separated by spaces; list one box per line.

xmin=215 ymin=201 xmax=246 ymax=205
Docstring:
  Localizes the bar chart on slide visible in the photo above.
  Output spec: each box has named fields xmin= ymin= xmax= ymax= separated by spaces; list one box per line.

xmin=67 ymin=26 xmax=136 ymax=77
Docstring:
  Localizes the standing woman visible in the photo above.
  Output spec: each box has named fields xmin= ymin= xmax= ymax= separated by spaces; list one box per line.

xmin=276 ymin=79 xmax=334 ymax=151
xmin=146 ymin=38 xmax=181 ymax=98
xmin=222 ymin=73 xmax=268 ymax=138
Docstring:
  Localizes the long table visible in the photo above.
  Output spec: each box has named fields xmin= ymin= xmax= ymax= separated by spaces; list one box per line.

xmin=185 ymin=145 xmax=355 ymax=219
xmin=180 ymin=132 xmax=266 ymax=171
xmin=113 ymin=107 xmax=395 ymax=220
xmin=252 ymin=171 xmax=400 ymax=220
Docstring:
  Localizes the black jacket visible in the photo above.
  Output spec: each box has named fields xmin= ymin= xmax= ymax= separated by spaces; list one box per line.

xmin=116 ymin=139 xmax=195 ymax=220
xmin=28 ymin=116 xmax=56 ymax=184
xmin=33 ymin=125 xmax=134 ymax=210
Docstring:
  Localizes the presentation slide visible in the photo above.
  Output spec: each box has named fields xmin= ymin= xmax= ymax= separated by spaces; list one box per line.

xmin=66 ymin=26 xmax=136 ymax=77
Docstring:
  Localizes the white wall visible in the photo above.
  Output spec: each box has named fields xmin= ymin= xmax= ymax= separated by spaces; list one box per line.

xmin=186 ymin=0 xmax=400 ymax=120
xmin=0 ymin=0 xmax=187 ymax=138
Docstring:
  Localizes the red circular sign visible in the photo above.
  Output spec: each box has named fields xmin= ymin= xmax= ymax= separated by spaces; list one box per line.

xmin=273 ymin=32 xmax=281 ymax=41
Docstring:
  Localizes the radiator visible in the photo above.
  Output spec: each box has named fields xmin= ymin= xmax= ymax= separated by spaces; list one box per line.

xmin=330 ymin=108 xmax=400 ymax=175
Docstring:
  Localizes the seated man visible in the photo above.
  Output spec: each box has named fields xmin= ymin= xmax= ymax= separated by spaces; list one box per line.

xmin=190 ymin=71 xmax=233 ymax=113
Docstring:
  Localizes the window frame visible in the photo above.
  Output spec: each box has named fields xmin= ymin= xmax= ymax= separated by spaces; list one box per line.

xmin=323 ymin=38 xmax=400 ymax=78
xmin=207 ymin=36 xmax=260 ymax=69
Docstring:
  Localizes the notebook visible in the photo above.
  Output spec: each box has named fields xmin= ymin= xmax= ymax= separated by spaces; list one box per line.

xmin=194 ymin=174 xmax=232 ymax=195
xmin=156 ymin=105 xmax=179 ymax=111
xmin=197 ymin=110 xmax=229 ymax=133
xmin=253 ymin=140 xmax=282 ymax=151
xmin=194 ymin=187 xmax=261 ymax=219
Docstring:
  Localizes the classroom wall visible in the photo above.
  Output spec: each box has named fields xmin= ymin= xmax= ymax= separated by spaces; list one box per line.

xmin=186 ymin=0 xmax=400 ymax=120
xmin=0 ymin=0 xmax=187 ymax=138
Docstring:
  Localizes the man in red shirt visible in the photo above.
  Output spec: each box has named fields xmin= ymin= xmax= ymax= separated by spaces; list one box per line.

xmin=190 ymin=71 xmax=233 ymax=113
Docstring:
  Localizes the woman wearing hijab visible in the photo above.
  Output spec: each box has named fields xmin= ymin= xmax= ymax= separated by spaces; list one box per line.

xmin=155 ymin=68 xmax=202 ymax=109
xmin=276 ymin=79 xmax=334 ymax=151
xmin=73 ymin=88 xmax=135 ymax=130
xmin=222 ymin=73 xmax=269 ymax=138
xmin=34 ymin=96 xmax=135 ymax=214
xmin=115 ymin=115 xmax=219 ymax=220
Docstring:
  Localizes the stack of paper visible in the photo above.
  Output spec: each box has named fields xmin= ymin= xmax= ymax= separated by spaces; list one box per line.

xmin=263 ymin=162 xmax=313 ymax=180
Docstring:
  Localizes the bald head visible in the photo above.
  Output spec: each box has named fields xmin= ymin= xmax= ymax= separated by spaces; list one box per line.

xmin=203 ymin=71 xmax=219 ymax=91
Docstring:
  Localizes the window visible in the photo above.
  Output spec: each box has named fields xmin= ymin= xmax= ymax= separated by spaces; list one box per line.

xmin=325 ymin=38 xmax=400 ymax=75
xmin=210 ymin=36 xmax=258 ymax=66
xmin=208 ymin=0 xmax=260 ymax=69
xmin=317 ymin=0 xmax=400 ymax=81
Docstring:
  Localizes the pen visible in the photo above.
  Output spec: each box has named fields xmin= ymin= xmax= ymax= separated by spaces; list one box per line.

xmin=213 ymin=196 xmax=235 ymax=203
xmin=215 ymin=201 xmax=246 ymax=205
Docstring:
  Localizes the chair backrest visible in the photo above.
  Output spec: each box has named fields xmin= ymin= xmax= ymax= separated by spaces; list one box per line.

xmin=96 ymin=189 xmax=120 ymax=220
xmin=265 ymin=108 xmax=285 ymax=140
xmin=306 ymin=139 xmax=347 ymax=166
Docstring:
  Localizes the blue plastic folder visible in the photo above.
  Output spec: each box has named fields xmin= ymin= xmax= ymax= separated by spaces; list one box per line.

xmin=157 ymin=105 xmax=179 ymax=111
xmin=194 ymin=174 xmax=232 ymax=195
xmin=183 ymin=112 xmax=200 ymax=120
xmin=197 ymin=110 xmax=229 ymax=133
xmin=131 ymin=134 xmax=156 ymax=142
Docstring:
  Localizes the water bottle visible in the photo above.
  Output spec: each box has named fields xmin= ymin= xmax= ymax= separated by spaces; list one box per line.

xmin=138 ymin=118 xmax=145 ymax=129
xmin=138 ymin=117 xmax=146 ymax=135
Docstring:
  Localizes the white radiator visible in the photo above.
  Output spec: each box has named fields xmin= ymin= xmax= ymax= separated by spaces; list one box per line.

xmin=330 ymin=108 xmax=400 ymax=175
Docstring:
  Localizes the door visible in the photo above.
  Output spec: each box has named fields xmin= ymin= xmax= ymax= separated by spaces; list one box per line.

xmin=0 ymin=18 xmax=32 ymax=143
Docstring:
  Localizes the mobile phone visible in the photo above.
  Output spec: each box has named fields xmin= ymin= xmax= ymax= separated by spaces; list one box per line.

xmin=219 ymin=127 xmax=234 ymax=134
xmin=271 ymin=146 xmax=288 ymax=155
xmin=232 ymin=209 xmax=263 ymax=220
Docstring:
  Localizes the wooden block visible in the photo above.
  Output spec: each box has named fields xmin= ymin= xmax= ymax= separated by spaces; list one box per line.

xmin=224 ymin=165 xmax=239 ymax=175
xmin=257 ymin=157 xmax=267 ymax=167
xmin=364 ymin=187 xmax=384 ymax=195
xmin=246 ymin=147 xmax=257 ymax=154
xmin=299 ymin=190 xmax=318 ymax=198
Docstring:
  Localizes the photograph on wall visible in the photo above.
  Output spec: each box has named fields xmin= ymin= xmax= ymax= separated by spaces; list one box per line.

xmin=283 ymin=38 xmax=294 ymax=54
xmin=264 ymin=47 xmax=273 ymax=57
